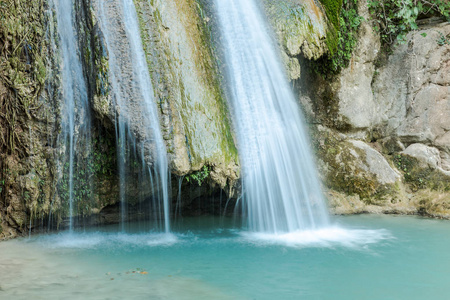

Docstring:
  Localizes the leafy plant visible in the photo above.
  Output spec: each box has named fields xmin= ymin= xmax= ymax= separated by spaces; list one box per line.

xmin=437 ymin=31 xmax=450 ymax=45
xmin=186 ymin=165 xmax=210 ymax=186
xmin=313 ymin=0 xmax=363 ymax=75
xmin=332 ymin=0 xmax=364 ymax=71
xmin=368 ymin=0 xmax=450 ymax=47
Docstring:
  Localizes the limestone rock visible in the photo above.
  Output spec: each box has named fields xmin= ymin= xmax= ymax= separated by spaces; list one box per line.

xmin=313 ymin=127 xmax=400 ymax=200
xmin=134 ymin=0 xmax=240 ymax=186
xmin=314 ymin=20 xmax=450 ymax=217
xmin=374 ymin=22 xmax=450 ymax=153
xmin=402 ymin=144 xmax=442 ymax=170
xmin=281 ymin=51 xmax=301 ymax=81
xmin=334 ymin=0 xmax=381 ymax=130
xmin=327 ymin=190 xmax=418 ymax=216
xmin=263 ymin=0 xmax=329 ymax=80
xmin=349 ymin=140 xmax=400 ymax=184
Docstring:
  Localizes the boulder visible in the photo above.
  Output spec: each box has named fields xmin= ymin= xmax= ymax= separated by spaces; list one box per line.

xmin=401 ymin=144 xmax=442 ymax=170
xmin=313 ymin=127 xmax=400 ymax=200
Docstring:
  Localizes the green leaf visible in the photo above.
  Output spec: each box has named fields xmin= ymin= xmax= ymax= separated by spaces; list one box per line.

xmin=420 ymin=32 xmax=427 ymax=37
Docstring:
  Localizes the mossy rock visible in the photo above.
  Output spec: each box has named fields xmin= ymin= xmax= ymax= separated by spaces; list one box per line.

xmin=412 ymin=190 xmax=450 ymax=219
xmin=319 ymin=0 xmax=343 ymax=54
xmin=394 ymin=154 xmax=450 ymax=192
xmin=312 ymin=126 xmax=400 ymax=202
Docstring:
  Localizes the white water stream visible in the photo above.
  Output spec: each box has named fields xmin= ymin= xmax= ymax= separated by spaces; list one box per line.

xmin=54 ymin=0 xmax=92 ymax=232
xmin=216 ymin=0 xmax=329 ymax=233
xmin=97 ymin=0 xmax=170 ymax=232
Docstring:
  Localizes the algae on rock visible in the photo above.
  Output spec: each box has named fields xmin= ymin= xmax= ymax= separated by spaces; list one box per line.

xmin=0 ymin=0 xmax=61 ymax=238
xmin=133 ymin=0 xmax=239 ymax=190
xmin=263 ymin=0 xmax=330 ymax=81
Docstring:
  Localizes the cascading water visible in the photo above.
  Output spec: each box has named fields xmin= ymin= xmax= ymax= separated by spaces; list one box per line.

xmin=54 ymin=0 xmax=93 ymax=232
xmin=216 ymin=0 xmax=329 ymax=233
xmin=97 ymin=0 xmax=170 ymax=232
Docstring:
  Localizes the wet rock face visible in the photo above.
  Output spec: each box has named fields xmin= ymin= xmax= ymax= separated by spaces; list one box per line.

xmin=263 ymin=0 xmax=329 ymax=81
xmin=132 ymin=0 xmax=239 ymax=186
xmin=0 ymin=0 xmax=61 ymax=239
xmin=2 ymin=0 xmax=449 ymax=240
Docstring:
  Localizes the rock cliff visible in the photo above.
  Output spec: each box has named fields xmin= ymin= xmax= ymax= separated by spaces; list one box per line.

xmin=294 ymin=0 xmax=450 ymax=217
xmin=1 ymin=0 xmax=449 ymax=240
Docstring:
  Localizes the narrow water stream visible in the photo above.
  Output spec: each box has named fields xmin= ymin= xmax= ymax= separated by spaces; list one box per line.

xmin=96 ymin=0 xmax=170 ymax=232
xmin=53 ymin=0 xmax=93 ymax=232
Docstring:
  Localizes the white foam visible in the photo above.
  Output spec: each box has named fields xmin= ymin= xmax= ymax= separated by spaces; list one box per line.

xmin=240 ymin=227 xmax=392 ymax=249
xmin=33 ymin=232 xmax=180 ymax=249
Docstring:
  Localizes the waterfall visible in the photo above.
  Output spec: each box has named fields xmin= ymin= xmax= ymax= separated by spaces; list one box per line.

xmin=54 ymin=0 xmax=93 ymax=232
xmin=97 ymin=0 xmax=170 ymax=232
xmin=216 ymin=0 xmax=329 ymax=233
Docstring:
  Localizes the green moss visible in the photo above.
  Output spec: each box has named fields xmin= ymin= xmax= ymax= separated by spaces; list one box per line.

xmin=312 ymin=0 xmax=363 ymax=76
xmin=394 ymin=154 xmax=450 ymax=192
xmin=57 ymin=130 xmax=117 ymax=218
xmin=312 ymin=128 xmax=398 ymax=202
xmin=319 ymin=0 xmax=343 ymax=54
xmin=134 ymin=0 xmax=238 ymax=169
xmin=193 ymin=0 xmax=238 ymax=162
xmin=320 ymin=0 xmax=343 ymax=30
xmin=76 ymin=1 xmax=109 ymax=98
xmin=0 ymin=0 xmax=48 ymax=153
xmin=0 ymin=1 xmax=58 ymax=227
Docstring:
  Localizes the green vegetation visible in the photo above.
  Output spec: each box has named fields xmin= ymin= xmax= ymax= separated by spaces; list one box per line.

xmin=58 ymin=132 xmax=117 ymax=217
xmin=0 ymin=0 xmax=47 ymax=155
xmin=394 ymin=154 xmax=450 ymax=192
xmin=320 ymin=0 xmax=344 ymax=55
xmin=193 ymin=0 xmax=239 ymax=162
xmin=315 ymin=0 xmax=449 ymax=75
xmin=0 ymin=0 xmax=55 ymax=224
xmin=320 ymin=0 xmax=344 ymax=31
xmin=186 ymin=165 xmax=210 ymax=186
xmin=332 ymin=0 xmax=364 ymax=71
xmin=437 ymin=31 xmax=450 ymax=46
xmin=368 ymin=0 xmax=450 ymax=47
xmin=313 ymin=0 xmax=363 ymax=75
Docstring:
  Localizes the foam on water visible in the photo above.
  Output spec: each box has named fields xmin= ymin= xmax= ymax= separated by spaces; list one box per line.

xmin=240 ymin=227 xmax=392 ymax=249
xmin=29 ymin=226 xmax=390 ymax=251
xmin=32 ymin=232 xmax=180 ymax=249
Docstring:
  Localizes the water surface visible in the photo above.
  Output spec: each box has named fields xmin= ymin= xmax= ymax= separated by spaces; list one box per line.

xmin=1 ymin=215 xmax=449 ymax=299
